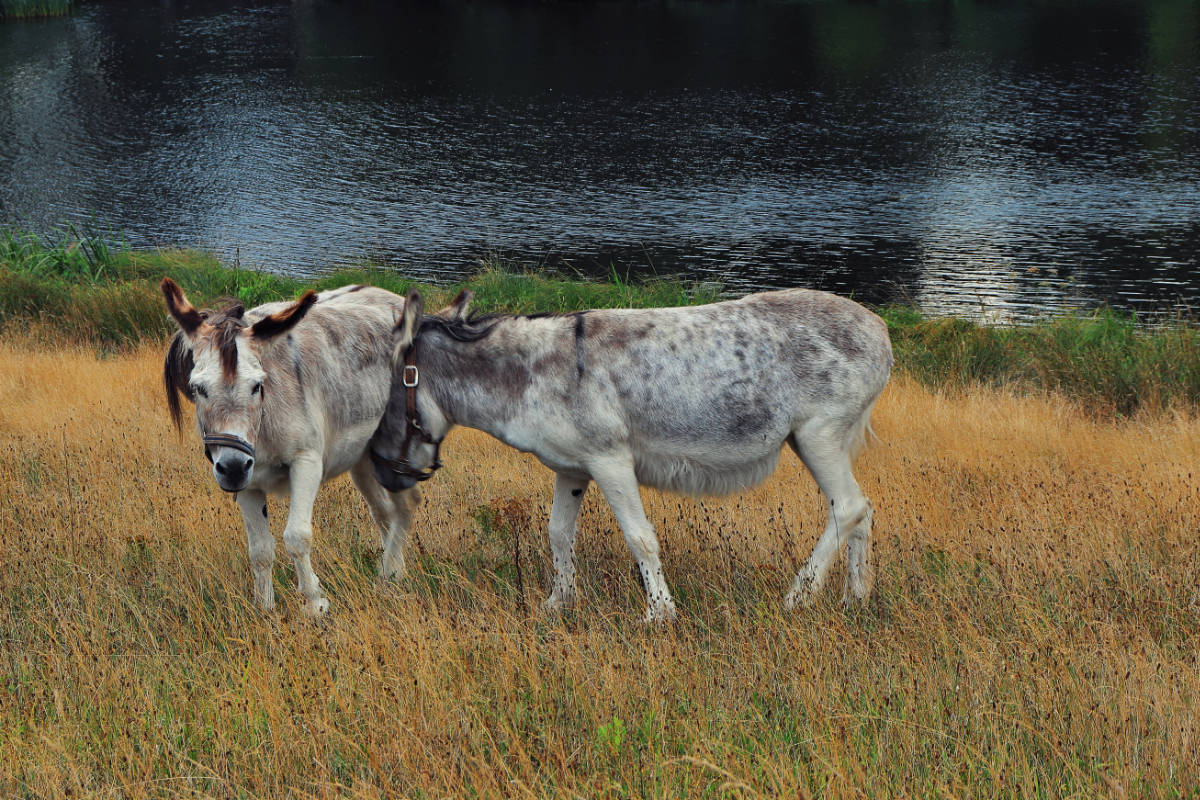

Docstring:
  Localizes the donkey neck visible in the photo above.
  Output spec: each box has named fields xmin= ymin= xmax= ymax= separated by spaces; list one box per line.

xmin=417 ymin=317 xmax=548 ymax=435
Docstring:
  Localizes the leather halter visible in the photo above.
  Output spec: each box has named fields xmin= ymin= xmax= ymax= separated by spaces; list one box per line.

xmin=202 ymin=432 xmax=255 ymax=462
xmin=369 ymin=344 xmax=444 ymax=483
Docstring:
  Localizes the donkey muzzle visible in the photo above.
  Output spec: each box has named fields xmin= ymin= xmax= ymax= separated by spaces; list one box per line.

xmin=204 ymin=433 xmax=256 ymax=492
xmin=369 ymin=447 xmax=440 ymax=492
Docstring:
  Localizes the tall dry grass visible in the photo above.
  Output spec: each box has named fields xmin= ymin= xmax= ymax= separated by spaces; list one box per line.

xmin=1 ymin=336 xmax=1197 ymax=799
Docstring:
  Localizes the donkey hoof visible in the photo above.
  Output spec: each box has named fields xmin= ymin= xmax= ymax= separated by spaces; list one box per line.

xmin=840 ymin=585 xmax=871 ymax=607
xmin=783 ymin=589 xmax=816 ymax=611
xmin=303 ymin=597 xmax=331 ymax=617
xmin=541 ymin=594 xmax=574 ymax=615
xmin=376 ymin=566 xmax=407 ymax=584
xmin=643 ymin=602 xmax=678 ymax=625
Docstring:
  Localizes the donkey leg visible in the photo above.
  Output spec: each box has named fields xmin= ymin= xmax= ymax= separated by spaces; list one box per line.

xmin=543 ymin=473 xmax=589 ymax=613
xmin=236 ymin=488 xmax=275 ymax=611
xmin=785 ymin=425 xmax=870 ymax=610
xmin=350 ymin=457 xmax=418 ymax=581
xmin=282 ymin=455 xmax=330 ymax=616
xmin=842 ymin=501 xmax=875 ymax=605
xmin=590 ymin=460 xmax=677 ymax=624
xmin=380 ymin=486 xmax=419 ymax=581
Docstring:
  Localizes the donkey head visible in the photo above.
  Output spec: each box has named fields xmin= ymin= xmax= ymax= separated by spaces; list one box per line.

xmin=161 ymin=277 xmax=316 ymax=492
xmin=369 ymin=288 xmax=473 ymax=491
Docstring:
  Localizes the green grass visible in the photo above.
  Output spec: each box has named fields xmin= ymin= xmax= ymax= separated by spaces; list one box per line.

xmin=0 ymin=226 xmax=722 ymax=345
xmin=0 ymin=0 xmax=71 ymax=19
xmin=880 ymin=306 xmax=1200 ymax=415
xmin=2 ymin=224 xmax=1197 ymax=415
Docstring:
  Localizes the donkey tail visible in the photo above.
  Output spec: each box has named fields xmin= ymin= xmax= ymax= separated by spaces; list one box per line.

xmin=847 ymin=397 xmax=880 ymax=461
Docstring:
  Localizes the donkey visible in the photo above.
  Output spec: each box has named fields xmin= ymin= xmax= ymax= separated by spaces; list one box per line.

xmin=368 ymin=287 xmax=893 ymax=622
xmin=161 ymin=278 xmax=420 ymax=615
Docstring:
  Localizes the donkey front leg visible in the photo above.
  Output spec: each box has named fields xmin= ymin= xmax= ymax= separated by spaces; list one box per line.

xmin=282 ymin=455 xmax=330 ymax=616
xmin=543 ymin=473 xmax=589 ymax=613
xmin=236 ymin=488 xmax=275 ymax=611
xmin=350 ymin=457 xmax=418 ymax=581
xmin=590 ymin=460 xmax=677 ymax=623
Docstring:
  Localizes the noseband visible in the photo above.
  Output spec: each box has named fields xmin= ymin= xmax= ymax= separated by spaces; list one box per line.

xmin=370 ymin=345 xmax=443 ymax=483
xmin=202 ymin=432 xmax=255 ymax=462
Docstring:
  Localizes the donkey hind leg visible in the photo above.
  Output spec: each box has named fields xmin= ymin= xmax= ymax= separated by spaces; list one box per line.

xmin=281 ymin=455 xmax=330 ymax=616
xmin=350 ymin=457 xmax=419 ymax=581
xmin=590 ymin=460 xmax=677 ymax=623
xmin=785 ymin=422 xmax=872 ymax=610
xmin=842 ymin=500 xmax=875 ymax=605
xmin=543 ymin=473 xmax=590 ymax=613
xmin=236 ymin=488 xmax=276 ymax=611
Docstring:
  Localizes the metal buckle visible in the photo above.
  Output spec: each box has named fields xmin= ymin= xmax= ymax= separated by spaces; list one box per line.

xmin=402 ymin=365 xmax=419 ymax=388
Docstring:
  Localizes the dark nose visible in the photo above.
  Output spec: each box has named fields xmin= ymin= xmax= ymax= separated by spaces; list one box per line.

xmin=214 ymin=454 xmax=254 ymax=492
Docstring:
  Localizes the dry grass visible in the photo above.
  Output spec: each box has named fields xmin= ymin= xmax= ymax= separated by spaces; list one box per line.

xmin=1 ymin=336 xmax=1197 ymax=799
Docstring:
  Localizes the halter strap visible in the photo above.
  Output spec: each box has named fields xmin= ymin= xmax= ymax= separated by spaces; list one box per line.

xmin=370 ymin=345 xmax=444 ymax=483
xmin=202 ymin=432 xmax=255 ymax=461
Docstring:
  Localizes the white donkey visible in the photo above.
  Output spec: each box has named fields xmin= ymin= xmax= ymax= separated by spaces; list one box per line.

xmin=161 ymin=278 xmax=420 ymax=615
xmin=369 ymin=288 xmax=893 ymax=622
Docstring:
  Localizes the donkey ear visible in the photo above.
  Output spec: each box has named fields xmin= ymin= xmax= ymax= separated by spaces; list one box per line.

xmin=161 ymin=277 xmax=204 ymax=336
xmin=393 ymin=289 xmax=425 ymax=352
xmin=251 ymin=291 xmax=317 ymax=339
xmin=443 ymin=289 xmax=473 ymax=321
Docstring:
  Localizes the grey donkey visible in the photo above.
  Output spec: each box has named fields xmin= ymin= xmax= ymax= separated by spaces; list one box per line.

xmin=368 ymin=287 xmax=892 ymax=622
xmin=162 ymin=279 xmax=421 ymax=615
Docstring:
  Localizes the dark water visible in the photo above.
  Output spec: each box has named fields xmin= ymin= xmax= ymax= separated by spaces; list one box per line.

xmin=1 ymin=0 xmax=1198 ymax=319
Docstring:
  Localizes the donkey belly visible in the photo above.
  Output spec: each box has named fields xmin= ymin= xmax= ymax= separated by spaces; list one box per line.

xmin=633 ymin=447 xmax=783 ymax=497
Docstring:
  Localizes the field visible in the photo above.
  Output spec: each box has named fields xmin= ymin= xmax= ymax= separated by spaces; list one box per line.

xmin=2 ymin=331 xmax=1197 ymax=799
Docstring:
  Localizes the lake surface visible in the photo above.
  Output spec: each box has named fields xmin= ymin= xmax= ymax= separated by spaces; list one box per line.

xmin=1 ymin=0 xmax=1197 ymax=319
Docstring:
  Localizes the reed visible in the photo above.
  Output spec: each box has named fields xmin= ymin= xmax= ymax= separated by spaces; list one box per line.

xmin=1 ymin=338 xmax=1196 ymax=798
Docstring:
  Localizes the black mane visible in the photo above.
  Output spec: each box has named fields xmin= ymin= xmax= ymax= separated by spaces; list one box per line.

xmin=207 ymin=302 xmax=247 ymax=380
xmin=418 ymin=312 xmax=504 ymax=343
xmin=417 ymin=308 xmax=580 ymax=344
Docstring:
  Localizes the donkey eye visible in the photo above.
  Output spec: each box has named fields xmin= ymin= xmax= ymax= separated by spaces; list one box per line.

xmin=251 ymin=382 xmax=263 ymax=396
xmin=191 ymin=384 xmax=208 ymax=399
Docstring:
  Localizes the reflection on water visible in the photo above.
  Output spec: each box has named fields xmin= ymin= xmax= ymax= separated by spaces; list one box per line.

xmin=0 ymin=0 xmax=1197 ymax=319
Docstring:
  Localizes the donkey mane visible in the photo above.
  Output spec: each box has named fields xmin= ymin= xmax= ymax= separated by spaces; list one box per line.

xmin=209 ymin=303 xmax=248 ymax=381
xmin=418 ymin=312 xmax=503 ymax=343
xmin=417 ymin=308 xmax=579 ymax=344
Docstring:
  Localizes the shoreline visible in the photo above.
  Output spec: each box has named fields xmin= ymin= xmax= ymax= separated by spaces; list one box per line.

xmin=2 ymin=226 xmax=1197 ymax=415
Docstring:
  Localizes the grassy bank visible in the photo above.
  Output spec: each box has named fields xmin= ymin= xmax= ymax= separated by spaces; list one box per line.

xmin=0 ymin=340 xmax=1196 ymax=798
xmin=0 ymin=0 xmax=71 ymax=19
xmin=0 ymin=227 xmax=723 ymax=342
xmin=2 ymin=225 xmax=1198 ymax=414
